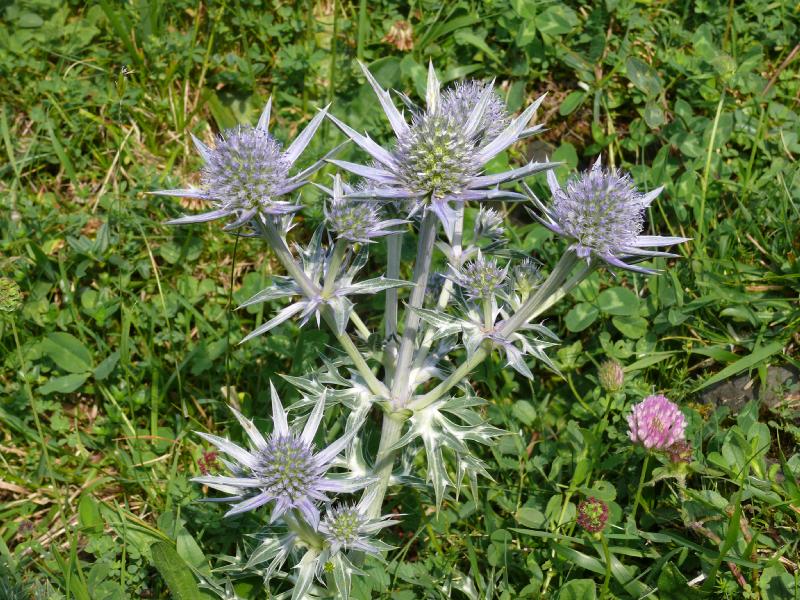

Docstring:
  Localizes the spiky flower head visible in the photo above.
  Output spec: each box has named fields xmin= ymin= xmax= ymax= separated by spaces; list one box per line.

xmin=473 ymin=206 xmax=505 ymax=241
xmin=319 ymin=490 xmax=398 ymax=556
xmin=0 ymin=278 xmax=22 ymax=313
xmin=441 ymin=80 xmax=509 ymax=141
xmin=322 ymin=176 xmax=406 ymax=243
xmin=192 ymin=384 xmax=369 ymax=528
xmin=528 ymin=157 xmax=690 ymax=274
xmin=509 ymin=258 xmax=541 ymax=302
xmin=577 ymin=497 xmax=608 ymax=533
xmin=153 ymin=98 xmax=334 ymax=230
xmin=598 ymin=359 xmax=625 ymax=393
xmin=328 ymin=61 xmax=552 ymax=240
xmin=448 ymin=252 xmax=508 ymax=301
xmin=627 ymin=394 xmax=687 ymax=451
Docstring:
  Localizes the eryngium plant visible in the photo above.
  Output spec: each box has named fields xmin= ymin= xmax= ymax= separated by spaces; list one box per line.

xmin=155 ymin=61 xmax=688 ymax=598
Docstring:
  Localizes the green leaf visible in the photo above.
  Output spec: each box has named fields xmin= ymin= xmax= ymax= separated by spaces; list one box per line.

xmin=625 ymin=57 xmax=663 ymax=97
xmin=597 ymin=287 xmax=639 ymax=316
xmin=535 ymin=5 xmax=579 ymax=36
xmin=93 ymin=351 xmax=120 ymax=381
xmin=78 ymin=494 xmax=103 ymax=533
xmin=557 ymin=579 xmax=596 ymax=600
xmin=657 ymin=562 xmax=703 ymax=599
xmin=150 ymin=541 xmax=202 ymax=600
xmin=38 ymin=372 xmax=90 ymax=394
xmin=512 ymin=400 xmax=537 ymax=426
xmin=560 ymin=91 xmax=586 ymax=116
xmin=40 ymin=332 xmax=93 ymax=373
xmin=565 ymin=302 xmax=599 ymax=332
xmin=612 ymin=315 xmax=648 ymax=339
xmin=515 ymin=507 xmax=545 ymax=528
xmin=693 ymin=341 xmax=784 ymax=391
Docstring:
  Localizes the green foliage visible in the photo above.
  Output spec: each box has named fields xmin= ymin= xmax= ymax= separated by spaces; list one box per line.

xmin=1 ymin=0 xmax=799 ymax=598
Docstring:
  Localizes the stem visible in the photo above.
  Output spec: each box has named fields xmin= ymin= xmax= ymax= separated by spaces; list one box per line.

xmin=482 ymin=298 xmax=493 ymax=330
xmin=410 ymin=251 xmax=584 ymax=411
xmin=412 ymin=206 xmax=464 ymax=373
xmin=11 ymin=320 xmax=56 ymax=484
xmin=258 ymin=218 xmax=389 ymax=398
xmin=363 ymin=413 xmax=405 ymax=518
xmin=384 ymin=233 xmax=403 ymax=340
xmin=600 ymin=535 xmax=612 ymax=597
xmin=391 ymin=210 xmax=438 ymax=406
xmin=699 ymin=91 xmax=726 ymax=244
xmin=322 ymin=238 xmax=347 ymax=297
xmin=631 ymin=453 xmax=650 ymax=523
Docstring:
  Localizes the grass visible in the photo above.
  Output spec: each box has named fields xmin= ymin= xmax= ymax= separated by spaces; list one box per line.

xmin=1 ymin=0 xmax=799 ymax=598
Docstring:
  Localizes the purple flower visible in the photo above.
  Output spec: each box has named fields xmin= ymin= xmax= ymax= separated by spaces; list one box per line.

xmin=627 ymin=394 xmax=687 ymax=450
xmin=192 ymin=383 xmax=370 ymax=528
xmin=577 ymin=497 xmax=608 ymax=533
xmin=327 ymin=61 xmax=552 ymax=240
xmin=319 ymin=489 xmax=399 ymax=556
xmin=153 ymin=98 xmax=336 ymax=230
xmin=528 ymin=157 xmax=690 ymax=274
xmin=321 ymin=175 xmax=407 ymax=243
xmin=447 ymin=252 xmax=509 ymax=301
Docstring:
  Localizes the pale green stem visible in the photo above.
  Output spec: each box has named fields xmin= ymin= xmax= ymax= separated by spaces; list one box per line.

xmin=600 ymin=535 xmax=612 ymax=597
xmin=383 ymin=232 xmax=403 ymax=381
xmin=391 ymin=210 xmax=438 ymax=405
xmin=322 ymin=238 xmax=347 ymax=297
xmin=285 ymin=509 xmax=324 ymax=549
xmin=258 ymin=219 xmax=389 ymax=398
xmin=483 ymin=298 xmax=493 ymax=330
xmin=412 ymin=206 xmax=464 ymax=373
xmin=350 ymin=311 xmax=371 ymax=341
xmin=384 ymin=233 xmax=403 ymax=340
xmin=631 ymin=453 xmax=650 ymax=523
xmin=363 ymin=412 xmax=405 ymax=518
xmin=409 ymin=251 xmax=583 ymax=411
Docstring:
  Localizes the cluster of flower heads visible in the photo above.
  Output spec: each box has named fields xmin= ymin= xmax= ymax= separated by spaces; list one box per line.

xmin=328 ymin=61 xmax=552 ymax=240
xmin=194 ymin=385 xmax=396 ymax=597
xmin=577 ymin=497 xmax=609 ymax=534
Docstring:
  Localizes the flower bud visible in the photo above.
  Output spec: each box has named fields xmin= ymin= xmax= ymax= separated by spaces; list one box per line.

xmin=0 ymin=278 xmax=22 ymax=313
xmin=577 ymin=497 xmax=608 ymax=533
xmin=598 ymin=359 xmax=625 ymax=392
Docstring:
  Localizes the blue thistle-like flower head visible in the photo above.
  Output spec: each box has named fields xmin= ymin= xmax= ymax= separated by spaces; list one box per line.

xmin=192 ymin=383 xmax=370 ymax=528
xmin=327 ymin=61 xmax=554 ymax=240
xmin=529 ymin=157 xmax=690 ymax=274
xmin=440 ymin=80 xmax=509 ymax=141
xmin=153 ymin=98 xmax=335 ymax=230
xmin=473 ymin=206 xmax=505 ymax=241
xmin=448 ymin=252 xmax=508 ymax=301
xmin=319 ymin=490 xmax=398 ymax=556
xmin=322 ymin=175 xmax=407 ymax=243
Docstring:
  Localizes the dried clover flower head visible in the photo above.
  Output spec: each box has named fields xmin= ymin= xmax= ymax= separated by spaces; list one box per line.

xmin=382 ymin=20 xmax=414 ymax=51
xmin=577 ymin=497 xmax=608 ymax=533
xmin=0 ymin=278 xmax=22 ymax=313
xmin=666 ymin=440 xmax=693 ymax=464
xmin=529 ymin=157 xmax=690 ymax=274
xmin=598 ymin=359 xmax=625 ymax=393
xmin=627 ymin=394 xmax=687 ymax=451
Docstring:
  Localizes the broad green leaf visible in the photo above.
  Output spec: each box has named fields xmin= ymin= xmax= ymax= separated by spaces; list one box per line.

xmin=560 ymin=91 xmax=585 ymax=116
xmin=78 ymin=494 xmax=102 ymax=533
xmin=565 ymin=302 xmax=598 ymax=332
xmin=535 ymin=5 xmax=578 ymax=36
xmin=40 ymin=332 xmax=93 ymax=373
xmin=557 ymin=579 xmax=596 ymax=600
xmin=626 ymin=57 xmax=663 ymax=97
xmin=612 ymin=315 xmax=648 ymax=339
xmin=38 ymin=372 xmax=90 ymax=394
xmin=512 ymin=400 xmax=537 ymax=426
xmin=515 ymin=506 xmax=546 ymax=528
xmin=597 ymin=287 xmax=639 ymax=316
xmin=150 ymin=541 xmax=202 ymax=600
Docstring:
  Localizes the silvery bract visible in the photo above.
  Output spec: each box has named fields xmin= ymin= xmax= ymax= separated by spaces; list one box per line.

xmin=192 ymin=383 xmax=369 ymax=528
xmin=153 ymin=98 xmax=333 ymax=230
xmin=328 ymin=61 xmax=554 ymax=239
xmin=528 ymin=157 xmax=690 ymax=274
